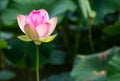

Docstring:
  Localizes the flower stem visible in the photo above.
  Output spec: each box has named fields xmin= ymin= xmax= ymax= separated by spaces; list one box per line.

xmin=36 ymin=45 xmax=40 ymax=81
xmin=0 ymin=50 xmax=5 ymax=69
xmin=88 ymin=25 xmax=94 ymax=53
xmin=73 ymin=26 xmax=80 ymax=55
xmin=59 ymin=26 xmax=71 ymax=55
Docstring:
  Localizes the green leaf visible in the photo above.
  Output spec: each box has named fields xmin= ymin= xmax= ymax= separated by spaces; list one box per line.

xmin=107 ymin=73 xmax=120 ymax=81
xmin=92 ymin=0 xmax=120 ymax=23
xmin=71 ymin=46 xmax=120 ymax=81
xmin=78 ymin=0 xmax=88 ymax=18
xmin=18 ymin=35 xmax=32 ymax=42
xmin=0 ymin=0 xmax=8 ymax=11
xmin=0 ymin=32 xmax=13 ymax=40
xmin=103 ymin=21 xmax=120 ymax=36
xmin=0 ymin=39 xmax=7 ymax=49
xmin=47 ymin=72 xmax=72 ymax=81
xmin=107 ymin=47 xmax=120 ymax=81
xmin=78 ymin=0 xmax=93 ymax=19
xmin=0 ymin=70 xmax=16 ymax=80
xmin=48 ymin=50 xmax=66 ymax=65
xmin=50 ymin=0 xmax=76 ymax=17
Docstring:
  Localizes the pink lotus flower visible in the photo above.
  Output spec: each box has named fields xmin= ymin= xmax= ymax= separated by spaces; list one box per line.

xmin=17 ymin=9 xmax=58 ymax=45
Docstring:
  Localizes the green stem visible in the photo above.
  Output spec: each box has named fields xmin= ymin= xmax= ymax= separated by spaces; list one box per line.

xmin=88 ymin=25 xmax=94 ymax=53
xmin=73 ymin=28 xmax=80 ymax=55
xmin=59 ymin=26 xmax=71 ymax=55
xmin=0 ymin=50 xmax=5 ymax=69
xmin=36 ymin=45 xmax=39 ymax=81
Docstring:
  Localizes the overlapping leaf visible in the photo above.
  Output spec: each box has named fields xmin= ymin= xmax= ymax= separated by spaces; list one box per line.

xmin=71 ymin=46 xmax=120 ymax=81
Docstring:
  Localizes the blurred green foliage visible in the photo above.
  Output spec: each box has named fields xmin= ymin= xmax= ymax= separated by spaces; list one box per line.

xmin=71 ymin=46 xmax=120 ymax=81
xmin=0 ymin=39 xmax=7 ymax=49
xmin=4 ymin=40 xmax=54 ymax=68
xmin=0 ymin=0 xmax=120 ymax=81
xmin=0 ymin=70 xmax=16 ymax=80
xmin=1 ymin=0 xmax=76 ymax=26
xmin=107 ymin=47 xmax=120 ymax=81
xmin=103 ymin=21 xmax=120 ymax=36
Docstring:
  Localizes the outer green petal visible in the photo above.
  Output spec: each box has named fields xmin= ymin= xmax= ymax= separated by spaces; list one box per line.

xmin=40 ymin=34 xmax=57 ymax=42
xmin=18 ymin=35 xmax=32 ymax=42
xmin=34 ymin=40 xmax=41 ymax=45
